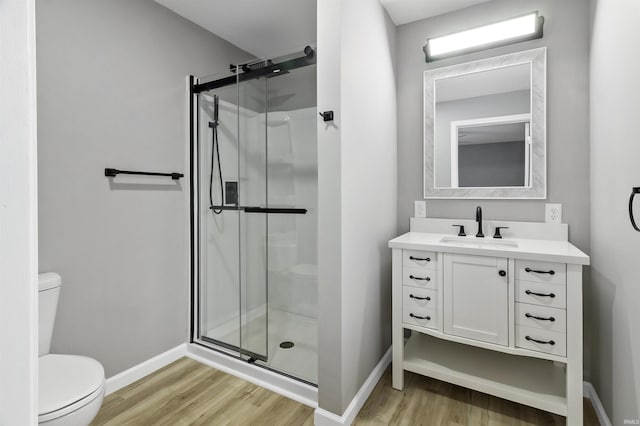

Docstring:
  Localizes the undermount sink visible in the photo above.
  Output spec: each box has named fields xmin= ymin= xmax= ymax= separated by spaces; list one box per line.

xmin=439 ymin=236 xmax=519 ymax=248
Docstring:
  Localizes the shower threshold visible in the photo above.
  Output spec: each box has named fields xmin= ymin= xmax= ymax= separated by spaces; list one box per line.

xmin=200 ymin=309 xmax=318 ymax=385
xmin=186 ymin=341 xmax=318 ymax=408
xmin=200 ymin=335 xmax=268 ymax=363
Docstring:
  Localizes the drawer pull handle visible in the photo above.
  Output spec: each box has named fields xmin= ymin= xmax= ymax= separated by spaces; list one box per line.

xmin=525 ymin=289 xmax=556 ymax=298
xmin=525 ymin=267 xmax=555 ymax=275
xmin=409 ymin=313 xmax=431 ymax=320
xmin=409 ymin=275 xmax=431 ymax=281
xmin=525 ymin=313 xmax=555 ymax=322
xmin=409 ymin=256 xmax=431 ymax=262
xmin=409 ymin=294 xmax=431 ymax=301
xmin=525 ymin=336 xmax=555 ymax=345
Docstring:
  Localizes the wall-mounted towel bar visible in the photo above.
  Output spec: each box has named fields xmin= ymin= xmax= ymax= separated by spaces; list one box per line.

xmin=629 ymin=186 xmax=640 ymax=232
xmin=104 ymin=168 xmax=184 ymax=180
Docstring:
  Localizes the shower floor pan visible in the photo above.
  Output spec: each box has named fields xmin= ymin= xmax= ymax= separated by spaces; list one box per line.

xmin=204 ymin=308 xmax=318 ymax=384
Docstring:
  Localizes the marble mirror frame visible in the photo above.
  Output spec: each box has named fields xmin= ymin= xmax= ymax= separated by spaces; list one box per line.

xmin=423 ymin=47 xmax=547 ymax=199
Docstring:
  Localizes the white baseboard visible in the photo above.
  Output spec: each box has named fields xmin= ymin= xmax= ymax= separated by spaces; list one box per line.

xmin=105 ymin=344 xmax=187 ymax=395
xmin=186 ymin=343 xmax=318 ymax=408
xmin=314 ymin=347 xmax=392 ymax=426
xmin=583 ymin=381 xmax=612 ymax=426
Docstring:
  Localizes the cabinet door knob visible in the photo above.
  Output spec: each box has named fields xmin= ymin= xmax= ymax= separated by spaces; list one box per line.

xmin=498 ymin=270 xmax=506 ymax=277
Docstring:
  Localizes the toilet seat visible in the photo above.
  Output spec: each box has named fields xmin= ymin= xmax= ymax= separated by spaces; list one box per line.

xmin=38 ymin=354 xmax=105 ymax=423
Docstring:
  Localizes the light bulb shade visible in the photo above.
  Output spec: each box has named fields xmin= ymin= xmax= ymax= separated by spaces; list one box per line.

xmin=424 ymin=12 xmax=544 ymax=62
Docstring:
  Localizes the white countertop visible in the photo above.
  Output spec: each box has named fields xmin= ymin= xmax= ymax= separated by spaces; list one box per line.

xmin=389 ymin=232 xmax=590 ymax=265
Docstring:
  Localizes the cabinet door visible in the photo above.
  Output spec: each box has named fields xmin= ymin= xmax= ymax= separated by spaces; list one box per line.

xmin=444 ymin=254 xmax=509 ymax=346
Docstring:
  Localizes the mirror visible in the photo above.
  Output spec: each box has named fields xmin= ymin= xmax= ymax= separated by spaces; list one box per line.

xmin=424 ymin=48 xmax=546 ymax=198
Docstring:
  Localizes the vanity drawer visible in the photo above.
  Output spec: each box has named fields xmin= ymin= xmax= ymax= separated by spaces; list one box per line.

xmin=403 ymin=287 xmax=437 ymax=310
xmin=516 ymin=280 xmax=566 ymax=309
xmin=403 ymin=250 xmax=437 ymax=270
xmin=516 ymin=325 xmax=566 ymax=357
xmin=516 ymin=303 xmax=566 ymax=333
xmin=403 ymin=306 xmax=437 ymax=330
xmin=403 ymin=267 xmax=438 ymax=289
xmin=515 ymin=260 xmax=566 ymax=285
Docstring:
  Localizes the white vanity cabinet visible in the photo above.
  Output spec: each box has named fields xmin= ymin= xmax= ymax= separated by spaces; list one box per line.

xmin=390 ymin=219 xmax=590 ymax=426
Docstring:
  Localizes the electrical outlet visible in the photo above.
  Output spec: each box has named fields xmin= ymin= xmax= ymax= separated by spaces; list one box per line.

xmin=545 ymin=203 xmax=562 ymax=224
xmin=415 ymin=200 xmax=427 ymax=218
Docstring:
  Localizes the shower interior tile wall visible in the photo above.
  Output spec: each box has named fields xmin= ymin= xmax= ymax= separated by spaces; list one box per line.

xmin=198 ymin=84 xmax=318 ymax=383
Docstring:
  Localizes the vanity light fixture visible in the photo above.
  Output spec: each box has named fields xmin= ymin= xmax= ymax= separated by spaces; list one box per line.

xmin=423 ymin=11 xmax=544 ymax=62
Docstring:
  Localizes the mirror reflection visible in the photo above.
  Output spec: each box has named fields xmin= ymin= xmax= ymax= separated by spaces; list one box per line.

xmin=434 ymin=63 xmax=531 ymax=189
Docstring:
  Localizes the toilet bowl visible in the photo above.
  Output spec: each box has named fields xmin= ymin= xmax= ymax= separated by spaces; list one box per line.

xmin=38 ymin=273 xmax=105 ymax=426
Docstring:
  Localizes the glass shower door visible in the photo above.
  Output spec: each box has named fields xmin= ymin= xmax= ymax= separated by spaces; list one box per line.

xmin=197 ymin=81 xmax=242 ymax=354
xmin=195 ymin=51 xmax=317 ymax=383
xmin=237 ymin=68 xmax=269 ymax=361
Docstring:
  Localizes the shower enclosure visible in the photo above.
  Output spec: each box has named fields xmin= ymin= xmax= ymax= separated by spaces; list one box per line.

xmin=189 ymin=48 xmax=318 ymax=384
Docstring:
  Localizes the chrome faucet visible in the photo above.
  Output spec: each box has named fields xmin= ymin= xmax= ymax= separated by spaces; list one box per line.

xmin=475 ymin=206 xmax=484 ymax=238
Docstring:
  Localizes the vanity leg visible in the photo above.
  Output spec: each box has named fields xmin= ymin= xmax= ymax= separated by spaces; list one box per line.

xmin=392 ymin=248 xmax=404 ymax=390
xmin=566 ymin=264 xmax=583 ymax=426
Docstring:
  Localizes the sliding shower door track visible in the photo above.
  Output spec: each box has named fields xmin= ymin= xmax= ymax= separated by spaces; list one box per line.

xmin=193 ymin=339 xmax=317 ymax=388
xmin=200 ymin=336 xmax=267 ymax=363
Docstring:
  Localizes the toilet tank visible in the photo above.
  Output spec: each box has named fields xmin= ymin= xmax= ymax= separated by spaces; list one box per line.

xmin=38 ymin=272 xmax=61 ymax=357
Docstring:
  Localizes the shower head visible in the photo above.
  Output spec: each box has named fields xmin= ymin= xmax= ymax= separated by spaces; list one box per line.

xmin=213 ymin=94 xmax=219 ymax=124
xmin=208 ymin=95 xmax=219 ymax=129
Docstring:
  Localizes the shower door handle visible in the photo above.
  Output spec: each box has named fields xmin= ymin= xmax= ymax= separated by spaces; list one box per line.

xmin=209 ymin=205 xmax=307 ymax=214
xmin=244 ymin=207 xmax=307 ymax=214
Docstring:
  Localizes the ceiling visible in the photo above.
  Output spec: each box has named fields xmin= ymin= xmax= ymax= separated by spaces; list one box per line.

xmin=379 ymin=0 xmax=493 ymax=25
xmin=154 ymin=0 xmax=316 ymax=59
xmin=155 ymin=0 xmax=492 ymax=59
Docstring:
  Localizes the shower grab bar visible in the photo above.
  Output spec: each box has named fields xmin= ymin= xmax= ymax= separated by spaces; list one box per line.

xmin=210 ymin=205 xmax=307 ymax=214
xmin=105 ymin=168 xmax=184 ymax=180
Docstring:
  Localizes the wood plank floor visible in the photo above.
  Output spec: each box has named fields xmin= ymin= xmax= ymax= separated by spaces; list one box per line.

xmin=91 ymin=358 xmax=314 ymax=426
xmin=92 ymin=358 xmax=599 ymax=425
xmin=355 ymin=369 xmax=600 ymax=426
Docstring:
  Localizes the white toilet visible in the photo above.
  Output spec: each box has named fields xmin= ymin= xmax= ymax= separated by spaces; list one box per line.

xmin=38 ymin=272 xmax=105 ymax=425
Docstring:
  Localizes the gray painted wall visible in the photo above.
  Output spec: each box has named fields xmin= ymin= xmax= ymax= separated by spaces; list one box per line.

xmin=459 ymin=141 xmax=525 ymax=188
xmin=36 ymin=0 xmax=253 ymax=377
xmin=317 ymin=0 xmax=397 ymax=415
xmin=397 ymin=0 xmax=590 ymax=246
xmin=590 ymin=0 xmax=640 ymax=422
xmin=396 ymin=0 xmax=591 ymax=377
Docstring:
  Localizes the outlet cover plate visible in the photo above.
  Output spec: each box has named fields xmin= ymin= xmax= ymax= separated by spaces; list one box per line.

xmin=415 ymin=200 xmax=427 ymax=218
xmin=545 ymin=203 xmax=562 ymax=224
